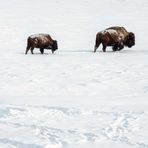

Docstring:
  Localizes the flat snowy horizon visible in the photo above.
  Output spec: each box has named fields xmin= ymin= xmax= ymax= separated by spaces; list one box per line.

xmin=0 ymin=0 xmax=148 ymax=147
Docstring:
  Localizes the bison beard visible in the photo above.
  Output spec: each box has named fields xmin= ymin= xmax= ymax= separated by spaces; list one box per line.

xmin=25 ymin=34 xmax=58 ymax=54
xmin=94 ymin=26 xmax=135 ymax=52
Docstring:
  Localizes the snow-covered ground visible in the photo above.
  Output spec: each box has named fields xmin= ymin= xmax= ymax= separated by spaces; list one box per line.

xmin=0 ymin=0 xmax=148 ymax=147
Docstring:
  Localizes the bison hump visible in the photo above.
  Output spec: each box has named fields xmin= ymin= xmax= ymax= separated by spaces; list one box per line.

xmin=30 ymin=34 xmax=52 ymax=45
xmin=103 ymin=29 xmax=118 ymax=35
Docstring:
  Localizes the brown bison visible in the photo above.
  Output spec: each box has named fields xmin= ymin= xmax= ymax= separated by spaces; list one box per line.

xmin=25 ymin=34 xmax=58 ymax=54
xmin=94 ymin=26 xmax=135 ymax=52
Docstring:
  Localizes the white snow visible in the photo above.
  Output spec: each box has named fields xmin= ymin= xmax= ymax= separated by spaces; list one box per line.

xmin=0 ymin=0 xmax=148 ymax=148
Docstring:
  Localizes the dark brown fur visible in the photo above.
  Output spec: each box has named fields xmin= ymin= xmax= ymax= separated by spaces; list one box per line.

xmin=25 ymin=34 xmax=58 ymax=54
xmin=94 ymin=26 xmax=135 ymax=52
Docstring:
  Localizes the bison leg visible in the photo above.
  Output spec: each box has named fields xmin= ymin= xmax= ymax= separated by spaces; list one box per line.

xmin=94 ymin=39 xmax=101 ymax=52
xmin=30 ymin=47 xmax=34 ymax=54
xmin=102 ymin=43 xmax=107 ymax=52
xmin=52 ymin=50 xmax=55 ymax=54
xmin=112 ymin=44 xmax=118 ymax=51
xmin=118 ymin=46 xmax=124 ymax=51
xmin=118 ymin=42 xmax=124 ymax=51
xmin=25 ymin=46 xmax=30 ymax=54
xmin=40 ymin=48 xmax=44 ymax=54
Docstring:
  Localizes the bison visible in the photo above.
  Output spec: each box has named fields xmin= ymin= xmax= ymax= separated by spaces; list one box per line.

xmin=25 ymin=34 xmax=58 ymax=54
xmin=94 ymin=26 xmax=135 ymax=52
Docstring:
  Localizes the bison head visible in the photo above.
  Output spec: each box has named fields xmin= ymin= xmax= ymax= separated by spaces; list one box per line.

xmin=51 ymin=40 xmax=58 ymax=53
xmin=126 ymin=32 xmax=135 ymax=48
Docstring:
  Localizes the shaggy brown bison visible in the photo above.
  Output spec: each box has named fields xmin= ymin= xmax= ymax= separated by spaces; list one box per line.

xmin=94 ymin=26 xmax=135 ymax=52
xmin=25 ymin=34 xmax=58 ymax=54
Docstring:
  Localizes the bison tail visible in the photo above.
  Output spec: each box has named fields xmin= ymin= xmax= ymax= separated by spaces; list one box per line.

xmin=94 ymin=35 xmax=101 ymax=52
xmin=26 ymin=38 xmax=31 ymax=54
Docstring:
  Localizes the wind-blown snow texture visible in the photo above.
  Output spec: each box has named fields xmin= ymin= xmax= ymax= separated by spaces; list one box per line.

xmin=0 ymin=0 xmax=148 ymax=148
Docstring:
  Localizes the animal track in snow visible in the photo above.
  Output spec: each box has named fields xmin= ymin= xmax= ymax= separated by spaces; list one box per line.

xmin=0 ymin=105 xmax=148 ymax=147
